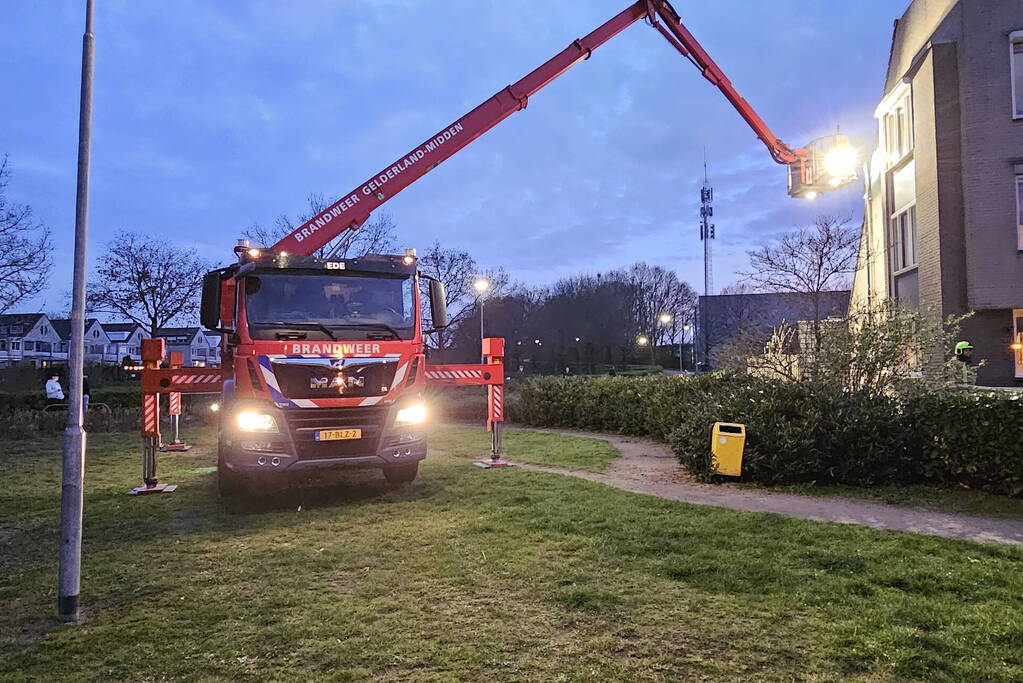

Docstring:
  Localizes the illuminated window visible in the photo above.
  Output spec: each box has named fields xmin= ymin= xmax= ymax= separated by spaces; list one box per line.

xmin=1014 ymin=309 xmax=1023 ymax=379
xmin=883 ymin=92 xmax=913 ymax=164
xmin=1012 ymin=32 xmax=1023 ymax=119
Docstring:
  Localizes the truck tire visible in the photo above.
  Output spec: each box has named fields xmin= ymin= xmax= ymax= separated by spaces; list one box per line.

xmin=217 ymin=439 xmax=247 ymax=499
xmin=218 ymin=460 xmax=246 ymax=499
xmin=383 ymin=463 xmax=418 ymax=485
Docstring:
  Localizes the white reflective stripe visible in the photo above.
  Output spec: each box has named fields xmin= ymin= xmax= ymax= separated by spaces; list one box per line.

xmin=292 ymin=399 xmax=317 ymax=408
xmin=392 ymin=360 xmax=409 ymax=386
xmin=260 ymin=363 xmax=280 ymax=391
xmin=143 ymin=395 xmax=158 ymax=431
xmin=360 ymin=396 xmax=382 ymax=406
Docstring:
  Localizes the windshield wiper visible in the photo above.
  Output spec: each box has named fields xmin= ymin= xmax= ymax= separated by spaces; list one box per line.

xmin=253 ymin=321 xmax=337 ymax=340
xmin=333 ymin=322 xmax=404 ymax=340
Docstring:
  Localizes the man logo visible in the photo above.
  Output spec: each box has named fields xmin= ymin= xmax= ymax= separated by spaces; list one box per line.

xmin=310 ymin=374 xmax=366 ymax=391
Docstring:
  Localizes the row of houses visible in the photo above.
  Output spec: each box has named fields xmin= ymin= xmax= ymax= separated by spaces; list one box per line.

xmin=0 ymin=314 xmax=221 ymax=368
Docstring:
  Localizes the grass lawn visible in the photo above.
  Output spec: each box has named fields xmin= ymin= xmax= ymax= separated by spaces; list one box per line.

xmin=436 ymin=424 xmax=619 ymax=471
xmin=2 ymin=426 xmax=1023 ymax=681
xmin=754 ymin=482 xmax=1023 ymax=520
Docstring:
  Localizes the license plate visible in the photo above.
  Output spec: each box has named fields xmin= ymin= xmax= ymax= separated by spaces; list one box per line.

xmin=314 ymin=428 xmax=362 ymax=441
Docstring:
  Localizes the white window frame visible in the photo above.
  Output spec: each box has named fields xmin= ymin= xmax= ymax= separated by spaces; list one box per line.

xmin=876 ymin=84 xmax=914 ymax=168
xmin=1011 ymin=30 xmax=1023 ymax=120
xmin=891 ymin=206 xmax=918 ymax=272
xmin=1016 ymin=174 xmax=1023 ymax=251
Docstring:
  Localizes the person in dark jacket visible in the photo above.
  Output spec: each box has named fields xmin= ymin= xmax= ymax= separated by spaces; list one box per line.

xmin=82 ymin=375 xmax=90 ymax=412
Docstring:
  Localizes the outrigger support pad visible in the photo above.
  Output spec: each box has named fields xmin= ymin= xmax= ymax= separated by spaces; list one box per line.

xmin=129 ymin=435 xmax=177 ymax=495
xmin=475 ymin=421 xmax=512 ymax=469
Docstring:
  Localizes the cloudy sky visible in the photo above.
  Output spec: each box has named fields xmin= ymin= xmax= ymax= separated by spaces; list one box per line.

xmin=1 ymin=0 xmax=901 ymax=311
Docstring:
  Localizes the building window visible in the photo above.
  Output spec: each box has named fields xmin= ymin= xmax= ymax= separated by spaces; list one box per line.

xmin=37 ymin=342 xmax=51 ymax=353
xmin=1012 ymin=32 xmax=1023 ymax=119
xmin=888 ymin=160 xmax=918 ymax=308
xmin=10 ymin=325 xmax=22 ymax=335
xmin=23 ymin=341 xmax=35 ymax=352
xmin=891 ymin=207 xmax=918 ymax=270
xmin=883 ymin=92 xmax=913 ymax=164
xmin=1014 ymin=309 xmax=1023 ymax=379
xmin=41 ymin=325 xmax=48 ymax=335
xmin=1016 ymin=175 xmax=1023 ymax=250
xmin=11 ymin=341 xmax=21 ymax=350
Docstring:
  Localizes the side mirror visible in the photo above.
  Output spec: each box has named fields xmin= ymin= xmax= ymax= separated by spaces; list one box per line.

xmin=200 ymin=271 xmax=222 ymax=330
xmin=428 ymin=279 xmax=449 ymax=329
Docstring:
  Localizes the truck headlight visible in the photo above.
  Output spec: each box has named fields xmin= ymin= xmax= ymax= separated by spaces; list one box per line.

xmin=394 ymin=403 xmax=427 ymax=426
xmin=236 ymin=410 xmax=279 ymax=433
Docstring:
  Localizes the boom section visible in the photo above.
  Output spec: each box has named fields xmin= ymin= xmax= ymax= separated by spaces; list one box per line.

xmin=272 ymin=0 xmax=799 ymax=257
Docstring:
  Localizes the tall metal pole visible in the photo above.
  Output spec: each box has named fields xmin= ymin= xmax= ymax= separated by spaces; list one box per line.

xmin=58 ymin=0 xmax=95 ymax=623
xmin=479 ymin=298 xmax=485 ymax=364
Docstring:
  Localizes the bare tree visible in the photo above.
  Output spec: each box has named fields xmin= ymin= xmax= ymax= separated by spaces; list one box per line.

xmin=88 ymin=231 xmax=210 ymax=335
xmin=417 ymin=240 xmax=481 ymax=348
xmin=624 ymin=263 xmax=697 ymax=345
xmin=0 ymin=155 xmax=53 ymax=313
xmin=245 ymin=194 xmax=397 ymax=259
xmin=741 ymin=215 xmax=858 ymax=358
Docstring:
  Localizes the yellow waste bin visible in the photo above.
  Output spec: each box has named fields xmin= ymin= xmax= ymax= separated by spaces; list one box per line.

xmin=711 ymin=422 xmax=746 ymax=476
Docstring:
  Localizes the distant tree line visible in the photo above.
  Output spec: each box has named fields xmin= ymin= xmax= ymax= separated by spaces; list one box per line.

xmin=447 ymin=263 xmax=697 ymax=373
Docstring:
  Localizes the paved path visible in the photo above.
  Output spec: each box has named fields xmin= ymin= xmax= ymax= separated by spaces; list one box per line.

xmin=513 ymin=428 xmax=1023 ymax=546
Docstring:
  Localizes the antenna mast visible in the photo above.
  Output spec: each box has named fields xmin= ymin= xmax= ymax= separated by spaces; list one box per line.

xmin=699 ymin=153 xmax=714 ymax=296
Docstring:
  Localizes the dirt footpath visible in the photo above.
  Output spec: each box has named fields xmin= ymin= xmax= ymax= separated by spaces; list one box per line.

xmin=514 ymin=428 xmax=1023 ymax=546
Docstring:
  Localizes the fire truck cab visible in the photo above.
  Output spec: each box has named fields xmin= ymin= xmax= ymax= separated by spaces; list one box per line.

xmin=199 ymin=244 xmax=448 ymax=495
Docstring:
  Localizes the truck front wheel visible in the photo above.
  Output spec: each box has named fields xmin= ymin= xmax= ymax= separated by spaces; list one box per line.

xmin=218 ymin=439 xmax=249 ymax=498
xmin=383 ymin=463 xmax=418 ymax=485
xmin=218 ymin=459 xmax=247 ymax=499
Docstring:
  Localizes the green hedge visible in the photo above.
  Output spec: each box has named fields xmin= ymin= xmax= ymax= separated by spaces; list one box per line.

xmin=516 ymin=374 xmax=1023 ymax=496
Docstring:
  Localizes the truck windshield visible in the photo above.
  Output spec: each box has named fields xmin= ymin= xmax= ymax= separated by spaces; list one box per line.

xmin=245 ymin=273 xmax=415 ymax=341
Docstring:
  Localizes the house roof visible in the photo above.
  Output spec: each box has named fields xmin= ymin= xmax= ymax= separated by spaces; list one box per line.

xmin=50 ymin=318 xmax=102 ymax=341
xmin=0 ymin=313 xmax=46 ymax=331
xmin=102 ymin=322 xmax=144 ymax=333
xmin=155 ymin=327 xmax=205 ymax=344
xmin=101 ymin=322 xmax=146 ymax=342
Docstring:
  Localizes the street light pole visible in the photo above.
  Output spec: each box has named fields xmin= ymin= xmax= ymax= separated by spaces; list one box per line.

xmin=58 ymin=0 xmax=95 ymax=624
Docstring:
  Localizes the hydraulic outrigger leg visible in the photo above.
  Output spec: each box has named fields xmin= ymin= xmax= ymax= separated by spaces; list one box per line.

xmin=130 ymin=339 xmax=178 ymax=495
xmin=477 ymin=339 xmax=511 ymax=469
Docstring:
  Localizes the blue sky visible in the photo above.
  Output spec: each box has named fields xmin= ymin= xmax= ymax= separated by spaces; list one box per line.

xmin=1 ymin=0 xmax=901 ymax=311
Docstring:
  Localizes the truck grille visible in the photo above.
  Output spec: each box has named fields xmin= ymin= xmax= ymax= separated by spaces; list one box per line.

xmin=269 ymin=357 xmax=398 ymax=400
xmin=282 ymin=405 xmax=390 ymax=460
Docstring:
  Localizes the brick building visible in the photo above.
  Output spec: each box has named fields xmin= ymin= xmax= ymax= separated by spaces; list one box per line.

xmin=696 ymin=291 xmax=850 ymax=370
xmin=851 ymin=0 xmax=1023 ymax=385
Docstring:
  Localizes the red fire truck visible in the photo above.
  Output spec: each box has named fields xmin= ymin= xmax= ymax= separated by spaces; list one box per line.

xmin=137 ymin=0 xmax=854 ymax=497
